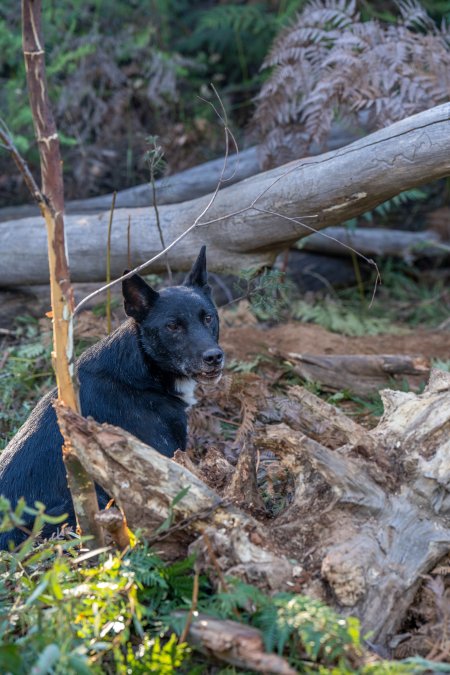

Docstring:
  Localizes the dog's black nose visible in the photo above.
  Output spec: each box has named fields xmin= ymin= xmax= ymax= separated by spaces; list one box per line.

xmin=202 ymin=348 xmax=223 ymax=366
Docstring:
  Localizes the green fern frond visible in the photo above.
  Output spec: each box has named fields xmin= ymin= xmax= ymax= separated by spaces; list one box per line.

xmin=292 ymin=298 xmax=393 ymax=336
xmin=16 ymin=342 xmax=47 ymax=359
xmin=197 ymin=4 xmax=272 ymax=37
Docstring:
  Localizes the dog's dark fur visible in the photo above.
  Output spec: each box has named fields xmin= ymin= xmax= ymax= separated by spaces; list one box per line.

xmin=0 ymin=246 xmax=223 ymax=548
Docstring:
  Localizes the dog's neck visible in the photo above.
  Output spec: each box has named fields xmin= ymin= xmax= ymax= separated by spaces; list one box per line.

xmin=174 ymin=378 xmax=197 ymax=407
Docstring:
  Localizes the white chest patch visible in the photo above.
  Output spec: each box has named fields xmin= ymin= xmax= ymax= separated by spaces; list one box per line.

xmin=174 ymin=378 xmax=197 ymax=407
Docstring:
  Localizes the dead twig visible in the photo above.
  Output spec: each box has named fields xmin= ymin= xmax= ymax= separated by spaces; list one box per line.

xmin=178 ymin=571 xmax=199 ymax=645
xmin=202 ymin=531 xmax=230 ymax=594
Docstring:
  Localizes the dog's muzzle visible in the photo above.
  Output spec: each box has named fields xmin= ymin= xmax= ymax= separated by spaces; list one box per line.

xmin=197 ymin=347 xmax=224 ymax=384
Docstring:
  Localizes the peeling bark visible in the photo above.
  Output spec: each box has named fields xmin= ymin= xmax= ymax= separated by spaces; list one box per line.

xmin=21 ymin=0 xmax=103 ymax=546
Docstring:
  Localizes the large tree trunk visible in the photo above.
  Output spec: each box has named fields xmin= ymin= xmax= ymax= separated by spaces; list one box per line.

xmin=56 ymin=369 xmax=450 ymax=647
xmin=1 ymin=104 xmax=449 ymax=286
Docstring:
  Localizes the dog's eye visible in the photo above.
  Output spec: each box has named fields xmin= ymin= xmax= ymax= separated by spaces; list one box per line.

xmin=204 ymin=314 xmax=212 ymax=325
xmin=166 ymin=321 xmax=179 ymax=332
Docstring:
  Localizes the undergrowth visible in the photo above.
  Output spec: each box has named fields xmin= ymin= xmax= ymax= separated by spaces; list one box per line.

xmin=0 ymin=499 xmax=442 ymax=674
xmin=288 ymin=258 xmax=449 ymax=335
xmin=233 ymin=257 xmax=448 ymax=335
xmin=0 ymin=525 xmax=189 ymax=674
xmin=0 ymin=283 xmax=448 ymax=672
xmin=0 ymin=0 xmax=307 ymax=204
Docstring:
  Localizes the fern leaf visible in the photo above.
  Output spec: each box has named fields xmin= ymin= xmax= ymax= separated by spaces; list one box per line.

xmin=252 ymin=0 xmax=450 ymax=167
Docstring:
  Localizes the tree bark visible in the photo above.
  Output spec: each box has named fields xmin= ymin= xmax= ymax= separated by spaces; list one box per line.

xmin=1 ymin=103 xmax=449 ymax=286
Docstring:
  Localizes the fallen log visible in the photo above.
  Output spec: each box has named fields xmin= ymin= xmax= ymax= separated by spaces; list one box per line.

xmin=172 ymin=612 xmax=296 ymax=675
xmin=55 ymin=401 xmax=297 ymax=590
xmin=0 ymin=123 xmax=358 ymax=222
xmin=0 ymin=147 xmax=259 ymax=222
xmin=1 ymin=103 xmax=449 ymax=286
xmin=300 ymin=227 xmax=447 ymax=262
xmin=279 ymin=352 xmax=430 ymax=396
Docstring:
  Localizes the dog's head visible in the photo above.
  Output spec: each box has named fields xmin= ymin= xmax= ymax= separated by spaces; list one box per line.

xmin=122 ymin=246 xmax=224 ymax=384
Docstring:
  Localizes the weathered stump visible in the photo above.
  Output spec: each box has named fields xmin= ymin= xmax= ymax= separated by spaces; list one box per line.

xmin=57 ymin=368 xmax=450 ymax=647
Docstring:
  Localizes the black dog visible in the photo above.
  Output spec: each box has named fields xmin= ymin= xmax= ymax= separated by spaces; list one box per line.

xmin=0 ymin=246 xmax=223 ymax=548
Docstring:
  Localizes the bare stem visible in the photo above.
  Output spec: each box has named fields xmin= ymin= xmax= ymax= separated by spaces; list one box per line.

xmin=21 ymin=0 xmax=103 ymax=547
xmin=106 ymin=191 xmax=117 ymax=334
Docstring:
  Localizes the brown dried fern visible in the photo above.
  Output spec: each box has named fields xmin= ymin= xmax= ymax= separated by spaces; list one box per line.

xmin=253 ymin=0 xmax=450 ymax=167
xmin=234 ymin=394 xmax=259 ymax=447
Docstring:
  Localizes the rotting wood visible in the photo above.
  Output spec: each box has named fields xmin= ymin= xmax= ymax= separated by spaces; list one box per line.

xmin=279 ymin=352 xmax=430 ymax=396
xmin=224 ymin=443 xmax=266 ymax=514
xmin=1 ymin=103 xmax=449 ymax=286
xmin=263 ymin=370 xmax=450 ymax=645
xmin=172 ymin=612 xmax=297 ymax=675
xmin=273 ymin=384 xmax=373 ymax=449
xmin=55 ymin=369 xmax=450 ymax=648
xmin=54 ymin=401 xmax=298 ymax=591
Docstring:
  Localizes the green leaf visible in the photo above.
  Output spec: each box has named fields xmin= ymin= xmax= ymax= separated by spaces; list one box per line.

xmin=24 ymin=578 xmax=49 ymax=607
xmin=0 ymin=645 xmax=23 ymax=674
xmin=67 ymin=654 xmax=92 ymax=675
xmin=30 ymin=644 xmax=60 ymax=674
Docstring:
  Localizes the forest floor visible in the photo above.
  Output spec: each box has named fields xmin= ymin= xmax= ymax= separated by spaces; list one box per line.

xmin=1 ymin=278 xmax=450 ymax=666
xmin=2 ymin=282 xmax=449 ymax=446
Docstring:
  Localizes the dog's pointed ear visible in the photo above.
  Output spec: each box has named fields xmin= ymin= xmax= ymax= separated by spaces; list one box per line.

xmin=184 ymin=245 xmax=210 ymax=293
xmin=122 ymin=270 xmax=159 ymax=322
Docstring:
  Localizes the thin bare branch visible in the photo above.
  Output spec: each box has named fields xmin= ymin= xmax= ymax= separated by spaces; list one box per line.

xmin=0 ymin=120 xmax=43 ymax=204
